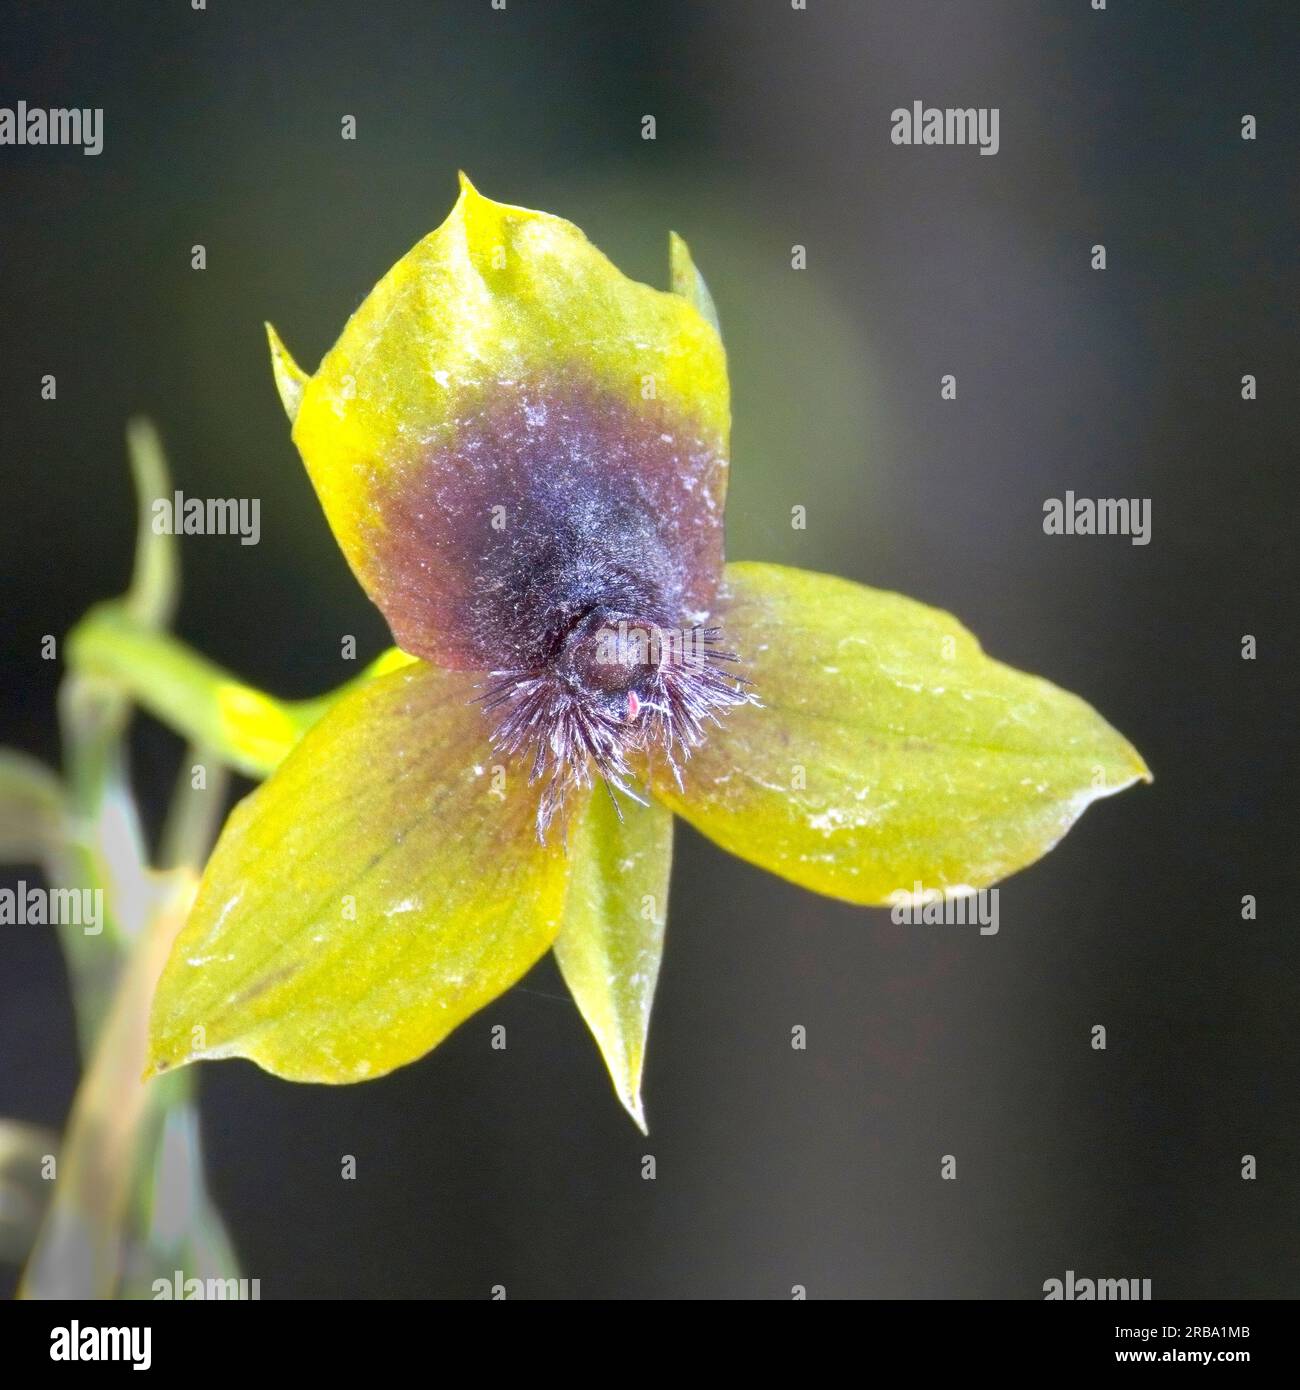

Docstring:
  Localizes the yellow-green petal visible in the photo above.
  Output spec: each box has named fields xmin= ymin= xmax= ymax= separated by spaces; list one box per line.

xmin=654 ymin=562 xmax=1151 ymax=905
xmin=668 ymin=230 xmax=720 ymax=337
xmin=275 ymin=175 xmax=730 ymax=665
xmin=265 ymin=322 xmax=307 ymax=425
xmin=147 ymin=661 xmax=573 ymax=1083
xmin=553 ymin=792 xmax=673 ymax=1133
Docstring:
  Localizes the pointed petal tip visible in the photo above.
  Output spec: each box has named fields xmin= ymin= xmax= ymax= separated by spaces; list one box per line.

xmin=1129 ymin=740 xmax=1154 ymax=784
xmin=667 ymin=230 xmax=721 ymax=336
xmin=658 ymin=563 xmax=1153 ymax=905
xmin=265 ymin=322 xmax=308 ymax=425
xmin=456 ymin=170 xmax=495 ymax=213
xmin=452 ymin=170 xmax=549 ymax=229
xmin=1102 ymin=732 xmax=1152 ymax=792
xmin=623 ymin=1091 xmax=649 ymax=1135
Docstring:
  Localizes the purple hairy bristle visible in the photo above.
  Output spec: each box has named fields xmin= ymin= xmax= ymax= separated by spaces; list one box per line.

xmin=366 ymin=375 xmax=752 ymax=836
xmin=481 ymin=612 xmax=753 ymax=838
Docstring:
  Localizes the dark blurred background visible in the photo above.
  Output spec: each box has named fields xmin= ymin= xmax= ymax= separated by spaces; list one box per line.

xmin=1 ymin=0 xmax=1296 ymax=1298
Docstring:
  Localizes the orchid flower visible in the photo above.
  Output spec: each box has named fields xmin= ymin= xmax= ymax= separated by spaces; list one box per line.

xmin=145 ymin=177 xmax=1149 ymax=1130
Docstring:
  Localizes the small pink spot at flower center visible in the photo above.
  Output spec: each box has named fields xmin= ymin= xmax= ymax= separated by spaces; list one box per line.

xmin=480 ymin=604 xmax=753 ymax=839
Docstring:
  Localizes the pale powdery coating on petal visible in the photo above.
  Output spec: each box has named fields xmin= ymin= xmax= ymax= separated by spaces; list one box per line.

xmin=367 ymin=374 xmax=727 ymax=671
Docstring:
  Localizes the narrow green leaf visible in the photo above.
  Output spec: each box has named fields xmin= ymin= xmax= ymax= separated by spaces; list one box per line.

xmin=0 ymin=750 xmax=66 ymax=868
xmin=554 ymin=792 xmax=673 ymax=1132
xmin=0 ymin=1121 xmax=58 ymax=1263
xmin=123 ymin=418 xmax=180 ymax=632
xmin=21 ymin=871 xmax=194 ymax=1298
xmin=67 ymin=602 xmax=413 ymax=779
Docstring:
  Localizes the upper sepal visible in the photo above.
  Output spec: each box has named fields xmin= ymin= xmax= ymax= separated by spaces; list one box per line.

xmin=274 ymin=176 xmax=731 ymax=669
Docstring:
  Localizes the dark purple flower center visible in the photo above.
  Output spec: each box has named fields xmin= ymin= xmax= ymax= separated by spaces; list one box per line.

xmin=367 ymin=378 xmax=751 ymax=834
xmin=482 ymin=599 xmax=750 ymax=837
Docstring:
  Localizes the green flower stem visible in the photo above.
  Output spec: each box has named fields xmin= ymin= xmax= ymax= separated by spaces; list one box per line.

xmin=158 ymin=744 xmax=230 ymax=873
xmin=122 ymin=419 xmax=179 ymax=633
xmin=19 ymin=697 xmax=237 ymax=1295
xmin=67 ymin=601 xmax=411 ymax=780
xmin=68 ymin=603 xmax=319 ymax=780
xmin=14 ymin=421 xmax=247 ymax=1296
xmin=56 ymin=671 xmax=143 ymax=1033
xmin=0 ymin=1121 xmax=60 ymax=1262
xmin=0 ymin=751 xmax=68 ymax=872
xmin=20 ymin=871 xmax=200 ymax=1297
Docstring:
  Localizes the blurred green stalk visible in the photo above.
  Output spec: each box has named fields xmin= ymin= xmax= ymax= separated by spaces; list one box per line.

xmin=5 ymin=422 xmax=239 ymax=1297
